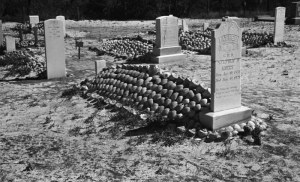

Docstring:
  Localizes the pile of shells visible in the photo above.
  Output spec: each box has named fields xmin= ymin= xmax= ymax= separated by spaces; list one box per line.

xmin=179 ymin=30 xmax=211 ymax=54
xmin=96 ymin=38 xmax=153 ymax=59
xmin=83 ymin=64 xmax=211 ymax=125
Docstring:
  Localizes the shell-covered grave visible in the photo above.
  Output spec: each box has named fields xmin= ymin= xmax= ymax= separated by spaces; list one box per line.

xmin=81 ymin=64 xmax=268 ymax=140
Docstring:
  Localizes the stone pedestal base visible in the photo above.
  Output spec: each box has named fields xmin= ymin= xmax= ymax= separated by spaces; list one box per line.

xmin=153 ymin=53 xmax=186 ymax=64
xmin=199 ymin=106 xmax=253 ymax=130
xmin=154 ymin=46 xmax=182 ymax=56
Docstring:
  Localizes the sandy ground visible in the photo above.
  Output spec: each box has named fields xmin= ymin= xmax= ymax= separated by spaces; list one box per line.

xmin=0 ymin=20 xmax=300 ymax=181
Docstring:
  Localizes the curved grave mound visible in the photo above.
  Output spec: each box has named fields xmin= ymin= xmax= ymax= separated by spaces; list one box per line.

xmin=85 ymin=64 xmax=211 ymax=123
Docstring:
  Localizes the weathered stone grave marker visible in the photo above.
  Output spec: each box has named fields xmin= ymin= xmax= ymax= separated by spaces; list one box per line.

xmin=153 ymin=15 xmax=185 ymax=64
xmin=56 ymin=16 xmax=66 ymax=37
xmin=44 ymin=19 xmax=65 ymax=79
xmin=274 ymin=7 xmax=286 ymax=44
xmin=203 ymin=22 xmax=209 ymax=31
xmin=29 ymin=15 xmax=39 ymax=26
xmin=29 ymin=16 xmax=40 ymax=46
xmin=182 ymin=19 xmax=189 ymax=32
xmin=0 ymin=20 xmax=3 ymax=47
xmin=199 ymin=21 xmax=252 ymax=130
xmin=95 ymin=60 xmax=106 ymax=75
xmin=5 ymin=36 xmax=16 ymax=52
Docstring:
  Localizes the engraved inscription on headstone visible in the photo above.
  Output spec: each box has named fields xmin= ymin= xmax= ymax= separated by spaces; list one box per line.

xmin=5 ymin=36 xmax=16 ymax=52
xmin=156 ymin=15 xmax=179 ymax=48
xmin=44 ymin=19 xmax=65 ymax=79
xmin=211 ymin=21 xmax=242 ymax=112
xmin=0 ymin=20 xmax=3 ymax=46
xmin=274 ymin=7 xmax=286 ymax=44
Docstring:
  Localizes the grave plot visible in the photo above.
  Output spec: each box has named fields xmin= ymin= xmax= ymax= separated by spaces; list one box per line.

xmin=78 ymin=64 xmax=267 ymax=141
xmin=0 ymin=50 xmax=46 ymax=79
xmin=179 ymin=29 xmax=211 ymax=54
xmin=91 ymin=36 xmax=154 ymax=60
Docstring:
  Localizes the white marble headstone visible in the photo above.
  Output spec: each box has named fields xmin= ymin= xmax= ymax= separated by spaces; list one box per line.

xmin=274 ymin=7 xmax=286 ymax=44
xmin=5 ymin=36 xmax=16 ymax=52
xmin=156 ymin=15 xmax=179 ymax=48
xmin=56 ymin=16 xmax=66 ymax=37
xmin=29 ymin=15 xmax=39 ymax=26
xmin=44 ymin=19 xmax=66 ymax=79
xmin=211 ymin=21 xmax=242 ymax=112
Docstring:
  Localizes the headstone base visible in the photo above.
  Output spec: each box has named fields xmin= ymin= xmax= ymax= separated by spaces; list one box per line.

xmin=199 ymin=106 xmax=252 ymax=130
xmin=154 ymin=46 xmax=182 ymax=56
xmin=153 ymin=53 xmax=186 ymax=64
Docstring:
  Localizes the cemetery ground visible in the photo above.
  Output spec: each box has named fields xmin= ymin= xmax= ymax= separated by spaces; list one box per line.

xmin=0 ymin=20 xmax=300 ymax=181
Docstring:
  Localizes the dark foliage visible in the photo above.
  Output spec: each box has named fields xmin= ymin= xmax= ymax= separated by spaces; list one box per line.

xmin=0 ymin=0 xmax=293 ymax=22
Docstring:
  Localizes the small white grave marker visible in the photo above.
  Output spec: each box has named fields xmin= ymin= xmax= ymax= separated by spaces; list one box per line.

xmin=56 ymin=16 xmax=66 ymax=37
xmin=44 ymin=19 xmax=66 ymax=79
xmin=5 ymin=36 xmax=16 ymax=52
xmin=95 ymin=60 xmax=106 ymax=75
xmin=274 ymin=7 xmax=286 ymax=44
xmin=182 ymin=19 xmax=189 ymax=32
xmin=29 ymin=15 xmax=39 ymax=26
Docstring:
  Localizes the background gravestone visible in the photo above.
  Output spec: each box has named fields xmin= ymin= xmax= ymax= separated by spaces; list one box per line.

xmin=44 ymin=19 xmax=66 ymax=79
xmin=29 ymin=15 xmax=39 ymax=26
xmin=274 ymin=7 xmax=286 ymax=44
xmin=56 ymin=16 xmax=66 ymax=37
xmin=182 ymin=19 xmax=188 ymax=32
xmin=95 ymin=60 xmax=106 ymax=75
xmin=199 ymin=21 xmax=252 ymax=130
xmin=203 ymin=22 xmax=209 ymax=31
xmin=153 ymin=15 xmax=185 ymax=64
xmin=0 ymin=20 xmax=3 ymax=47
xmin=5 ymin=36 xmax=16 ymax=52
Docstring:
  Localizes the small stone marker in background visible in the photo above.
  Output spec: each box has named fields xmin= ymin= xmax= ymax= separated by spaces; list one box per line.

xmin=0 ymin=20 xmax=3 ymax=47
xmin=182 ymin=19 xmax=189 ymax=32
xmin=274 ymin=7 xmax=286 ymax=44
xmin=203 ymin=22 xmax=209 ymax=31
xmin=153 ymin=15 xmax=185 ymax=64
xmin=56 ymin=16 xmax=66 ymax=37
xmin=44 ymin=19 xmax=66 ymax=79
xmin=5 ymin=36 xmax=16 ymax=52
xmin=29 ymin=16 xmax=40 ymax=47
xmin=199 ymin=21 xmax=252 ymax=130
xmin=95 ymin=60 xmax=106 ymax=75
xmin=29 ymin=15 xmax=39 ymax=26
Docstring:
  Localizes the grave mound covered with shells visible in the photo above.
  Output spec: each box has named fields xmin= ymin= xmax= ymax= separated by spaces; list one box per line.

xmin=80 ymin=64 xmax=267 ymax=141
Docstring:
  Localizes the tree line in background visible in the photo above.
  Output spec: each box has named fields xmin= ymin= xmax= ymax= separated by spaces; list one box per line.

xmin=0 ymin=0 xmax=293 ymax=22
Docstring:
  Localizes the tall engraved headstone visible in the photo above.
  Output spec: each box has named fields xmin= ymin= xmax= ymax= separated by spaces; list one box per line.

xmin=274 ymin=7 xmax=286 ymax=44
xmin=44 ymin=19 xmax=65 ymax=79
xmin=0 ymin=20 xmax=3 ymax=47
xmin=153 ymin=15 xmax=185 ymax=64
xmin=56 ymin=16 xmax=66 ymax=37
xmin=199 ymin=21 xmax=252 ymax=130
xmin=5 ymin=36 xmax=16 ymax=52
